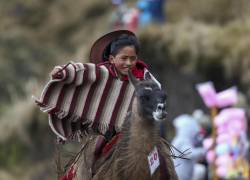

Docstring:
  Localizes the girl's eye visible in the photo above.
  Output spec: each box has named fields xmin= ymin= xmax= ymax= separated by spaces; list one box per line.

xmin=142 ymin=95 xmax=150 ymax=101
xmin=121 ymin=57 xmax=127 ymax=60
xmin=119 ymin=56 xmax=137 ymax=61
xmin=130 ymin=56 xmax=137 ymax=61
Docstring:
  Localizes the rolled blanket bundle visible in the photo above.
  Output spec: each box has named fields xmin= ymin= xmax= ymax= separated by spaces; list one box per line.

xmin=34 ymin=62 xmax=135 ymax=142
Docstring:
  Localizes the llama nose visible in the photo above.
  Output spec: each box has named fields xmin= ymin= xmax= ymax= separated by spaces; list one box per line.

xmin=157 ymin=103 xmax=165 ymax=111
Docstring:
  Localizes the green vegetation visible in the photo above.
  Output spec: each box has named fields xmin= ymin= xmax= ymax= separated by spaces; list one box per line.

xmin=0 ymin=136 xmax=29 ymax=168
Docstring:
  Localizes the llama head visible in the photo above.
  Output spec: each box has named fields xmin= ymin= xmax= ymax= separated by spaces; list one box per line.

xmin=128 ymin=70 xmax=167 ymax=122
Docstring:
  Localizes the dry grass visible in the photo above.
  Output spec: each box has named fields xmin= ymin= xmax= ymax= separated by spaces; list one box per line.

xmin=139 ymin=17 xmax=250 ymax=83
xmin=0 ymin=97 xmax=35 ymax=143
xmin=167 ymin=0 xmax=250 ymax=23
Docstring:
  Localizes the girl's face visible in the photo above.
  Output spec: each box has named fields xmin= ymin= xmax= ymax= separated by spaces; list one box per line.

xmin=109 ymin=46 xmax=137 ymax=76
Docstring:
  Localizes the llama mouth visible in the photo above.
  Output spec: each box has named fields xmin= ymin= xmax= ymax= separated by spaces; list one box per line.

xmin=153 ymin=111 xmax=167 ymax=121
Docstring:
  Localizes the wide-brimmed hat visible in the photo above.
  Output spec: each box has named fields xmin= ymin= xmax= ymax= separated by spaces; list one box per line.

xmin=89 ymin=30 xmax=136 ymax=64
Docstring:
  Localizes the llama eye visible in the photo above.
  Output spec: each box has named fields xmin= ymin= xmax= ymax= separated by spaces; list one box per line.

xmin=142 ymin=95 xmax=150 ymax=101
xmin=143 ymin=89 xmax=152 ymax=95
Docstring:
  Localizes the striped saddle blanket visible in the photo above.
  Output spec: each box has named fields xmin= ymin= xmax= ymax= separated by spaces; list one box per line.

xmin=34 ymin=62 xmax=135 ymax=141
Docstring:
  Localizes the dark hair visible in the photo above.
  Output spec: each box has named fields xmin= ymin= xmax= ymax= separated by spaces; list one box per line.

xmin=103 ymin=34 xmax=140 ymax=60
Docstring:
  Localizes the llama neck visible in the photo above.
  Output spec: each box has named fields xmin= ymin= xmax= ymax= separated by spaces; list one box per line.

xmin=117 ymin=109 xmax=162 ymax=178
xmin=128 ymin=112 xmax=161 ymax=154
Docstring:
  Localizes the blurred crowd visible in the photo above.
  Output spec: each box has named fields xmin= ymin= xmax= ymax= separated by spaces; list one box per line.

xmin=172 ymin=83 xmax=250 ymax=180
xmin=110 ymin=0 xmax=166 ymax=32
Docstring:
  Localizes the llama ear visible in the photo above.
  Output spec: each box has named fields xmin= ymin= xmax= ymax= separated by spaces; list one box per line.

xmin=128 ymin=70 xmax=139 ymax=87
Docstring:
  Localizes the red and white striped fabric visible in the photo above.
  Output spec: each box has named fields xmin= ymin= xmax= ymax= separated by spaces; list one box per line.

xmin=34 ymin=62 xmax=160 ymax=142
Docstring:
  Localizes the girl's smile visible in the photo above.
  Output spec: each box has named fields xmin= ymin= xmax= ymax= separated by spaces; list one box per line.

xmin=109 ymin=46 xmax=137 ymax=77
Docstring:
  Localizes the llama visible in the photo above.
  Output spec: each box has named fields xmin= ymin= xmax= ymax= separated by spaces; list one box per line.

xmin=90 ymin=71 xmax=178 ymax=180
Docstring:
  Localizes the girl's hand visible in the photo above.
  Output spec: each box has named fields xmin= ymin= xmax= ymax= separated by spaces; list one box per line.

xmin=51 ymin=67 xmax=63 ymax=79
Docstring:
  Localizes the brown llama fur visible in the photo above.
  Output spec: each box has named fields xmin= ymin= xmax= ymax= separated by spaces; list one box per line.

xmin=90 ymin=72 xmax=178 ymax=180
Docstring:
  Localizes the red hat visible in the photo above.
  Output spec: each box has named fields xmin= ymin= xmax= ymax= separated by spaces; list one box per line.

xmin=89 ymin=30 xmax=136 ymax=64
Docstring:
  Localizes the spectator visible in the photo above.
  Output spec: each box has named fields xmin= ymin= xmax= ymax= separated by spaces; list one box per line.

xmin=149 ymin=0 xmax=166 ymax=23
xmin=137 ymin=0 xmax=166 ymax=27
xmin=136 ymin=0 xmax=153 ymax=27
xmin=172 ymin=114 xmax=207 ymax=180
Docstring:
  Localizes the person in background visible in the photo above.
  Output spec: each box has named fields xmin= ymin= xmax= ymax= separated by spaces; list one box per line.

xmin=122 ymin=7 xmax=139 ymax=32
xmin=149 ymin=0 xmax=166 ymax=23
xmin=171 ymin=114 xmax=207 ymax=180
xmin=136 ymin=0 xmax=166 ymax=27
xmin=110 ymin=0 xmax=127 ymax=30
xmin=136 ymin=0 xmax=153 ymax=27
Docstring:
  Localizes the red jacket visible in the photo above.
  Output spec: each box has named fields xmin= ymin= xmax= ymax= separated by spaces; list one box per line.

xmin=97 ymin=60 xmax=148 ymax=81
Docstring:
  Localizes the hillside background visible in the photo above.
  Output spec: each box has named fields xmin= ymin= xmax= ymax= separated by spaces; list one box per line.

xmin=0 ymin=0 xmax=250 ymax=179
